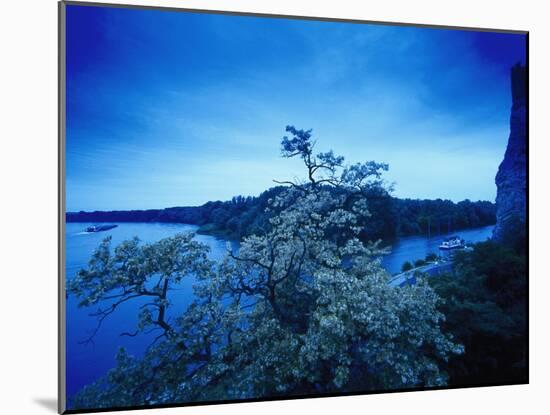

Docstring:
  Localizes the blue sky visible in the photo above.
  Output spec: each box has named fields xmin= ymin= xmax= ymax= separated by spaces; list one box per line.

xmin=66 ymin=5 xmax=526 ymax=211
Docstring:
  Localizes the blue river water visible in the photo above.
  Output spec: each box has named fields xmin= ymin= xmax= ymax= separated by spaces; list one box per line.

xmin=65 ymin=222 xmax=493 ymax=398
xmin=381 ymin=225 xmax=494 ymax=274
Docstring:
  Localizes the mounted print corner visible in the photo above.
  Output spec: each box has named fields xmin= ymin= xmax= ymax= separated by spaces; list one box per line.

xmin=58 ymin=1 xmax=528 ymax=413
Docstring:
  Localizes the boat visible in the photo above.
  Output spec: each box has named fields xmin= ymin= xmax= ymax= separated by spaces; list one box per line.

xmin=438 ymin=235 xmax=465 ymax=250
xmin=86 ymin=224 xmax=118 ymax=233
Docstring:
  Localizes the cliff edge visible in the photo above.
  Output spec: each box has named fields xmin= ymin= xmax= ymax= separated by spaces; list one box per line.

xmin=493 ymin=63 xmax=527 ymax=243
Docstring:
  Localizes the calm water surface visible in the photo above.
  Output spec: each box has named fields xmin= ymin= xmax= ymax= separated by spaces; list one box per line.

xmin=65 ymin=222 xmax=493 ymax=397
xmin=381 ymin=225 xmax=494 ymax=274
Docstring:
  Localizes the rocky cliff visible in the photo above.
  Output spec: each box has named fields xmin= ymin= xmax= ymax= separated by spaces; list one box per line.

xmin=493 ymin=63 xmax=527 ymax=243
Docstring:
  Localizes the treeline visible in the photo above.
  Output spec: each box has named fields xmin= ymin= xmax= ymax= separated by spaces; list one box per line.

xmin=67 ymin=187 xmax=496 ymax=241
xmin=66 ymin=187 xmax=286 ymax=239
xmin=395 ymin=198 xmax=496 ymax=236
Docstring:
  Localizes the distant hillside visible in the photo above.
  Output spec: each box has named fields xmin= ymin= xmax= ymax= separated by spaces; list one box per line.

xmin=67 ymin=186 xmax=496 ymax=242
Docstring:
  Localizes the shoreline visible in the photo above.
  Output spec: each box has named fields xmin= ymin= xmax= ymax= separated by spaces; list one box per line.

xmin=66 ymin=219 xmax=496 ymax=241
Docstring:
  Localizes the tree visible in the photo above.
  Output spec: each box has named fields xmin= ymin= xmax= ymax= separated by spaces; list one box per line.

xmin=401 ymin=261 xmax=413 ymax=272
xmin=67 ymin=233 xmax=214 ymax=345
xmin=414 ymin=259 xmax=427 ymax=267
xmin=68 ymin=126 xmax=462 ymax=410
xmin=425 ymin=253 xmax=438 ymax=262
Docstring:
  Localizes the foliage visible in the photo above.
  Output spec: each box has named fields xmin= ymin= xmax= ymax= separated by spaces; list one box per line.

xmin=425 ymin=253 xmax=438 ymax=262
xmin=429 ymin=240 xmax=527 ymax=385
xmin=414 ymin=259 xmax=427 ymax=267
xmin=401 ymin=261 xmax=413 ymax=272
xmin=394 ymin=198 xmax=496 ymax=237
xmin=68 ymin=127 xmax=463 ymax=410
xmin=67 ymin=233 xmax=213 ymax=344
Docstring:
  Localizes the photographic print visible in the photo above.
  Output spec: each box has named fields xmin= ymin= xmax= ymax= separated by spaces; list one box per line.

xmin=60 ymin=2 xmax=528 ymax=412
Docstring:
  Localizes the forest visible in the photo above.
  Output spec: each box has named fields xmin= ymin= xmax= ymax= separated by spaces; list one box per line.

xmin=67 ymin=188 xmax=496 ymax=243
xmin=429 ymin=238 xmax=527 ymax=386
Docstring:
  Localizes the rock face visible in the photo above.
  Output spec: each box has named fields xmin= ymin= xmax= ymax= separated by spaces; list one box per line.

xmin=493 ymin=63 xmax=527 ymax=243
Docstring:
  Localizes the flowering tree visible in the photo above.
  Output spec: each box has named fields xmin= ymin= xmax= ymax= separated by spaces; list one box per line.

xmin=69 ymin=126 xmax=462 ymax=409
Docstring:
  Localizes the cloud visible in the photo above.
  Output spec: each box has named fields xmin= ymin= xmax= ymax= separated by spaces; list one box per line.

xmin=65 ymin=6 xmax=525 ymax=211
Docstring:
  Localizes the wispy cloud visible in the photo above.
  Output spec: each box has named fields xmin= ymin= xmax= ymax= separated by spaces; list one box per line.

xmin=65 ymin=5 xmax=526 ymax=211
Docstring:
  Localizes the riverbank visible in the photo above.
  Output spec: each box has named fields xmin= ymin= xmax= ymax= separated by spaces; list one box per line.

xmin=380 ymin=225 xmax=494 ymax=274
xmin=66 ymin=191 xmax=496 ymax=244
xmin=195 ymin=223 xmax=239 ymax=239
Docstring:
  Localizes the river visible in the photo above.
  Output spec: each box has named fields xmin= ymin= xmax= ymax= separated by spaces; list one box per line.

xmin=64 ymin=222 xmax=494 ymax=398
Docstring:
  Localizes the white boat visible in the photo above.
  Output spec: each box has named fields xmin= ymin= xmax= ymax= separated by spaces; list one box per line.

xmin=439 ymin=236 xmax=465 ymax=250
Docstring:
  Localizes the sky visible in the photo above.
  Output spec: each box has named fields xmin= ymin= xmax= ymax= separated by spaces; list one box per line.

xmin=65 ymin=5 xmax=527 ymax=212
